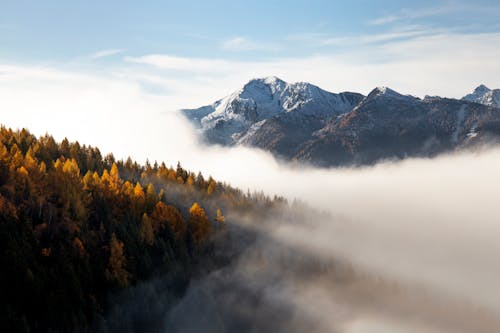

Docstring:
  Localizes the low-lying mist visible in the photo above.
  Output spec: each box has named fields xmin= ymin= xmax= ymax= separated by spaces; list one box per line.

xmin=2 ymin=67 xmax=500 ymax=332
xmin=106 ymin=111 xmax=500 ymax=333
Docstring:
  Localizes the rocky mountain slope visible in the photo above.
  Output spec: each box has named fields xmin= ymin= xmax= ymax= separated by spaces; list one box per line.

xmin=182 ymin=76 xmax=364 ymax=145
xmin=183 ymin=78 xmax=500 ymax=166
xmin=296 ymin=88 xmax=500 ymax=166
xmin=462 ymin=84 xmax=500 ymax=108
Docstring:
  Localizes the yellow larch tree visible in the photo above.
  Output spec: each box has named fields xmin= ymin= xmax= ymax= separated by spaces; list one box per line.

xmin=188 ymin=202 xmax=212 ymax=246
xmin=105 ymin=233 xmax=130 ymax=288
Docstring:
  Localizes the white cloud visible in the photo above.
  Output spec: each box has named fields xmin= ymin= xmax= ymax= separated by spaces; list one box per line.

xmin=287 ymin=26 xmax=442 ymax=46
xmin=220 ymin=36 xmax=280 ymax=51
xmin=123 ymin=31 xmax=500 ymax=100
xmin=368 ymin=3 xmax=500 ymax=26
xmin=0 ymin=64 xmax=169 ymax=161
xmin=2 ymin=61 xmax=500 ymax=331
xmin=368 ymin=7 xmax=450 ymax=25
xmin=89 ymin=48 xmax=125 ymax=59
xmin=2 ymin=31 xmax=500 ymax=150
xmin=125 ymin=54 xmax=236 ymax=72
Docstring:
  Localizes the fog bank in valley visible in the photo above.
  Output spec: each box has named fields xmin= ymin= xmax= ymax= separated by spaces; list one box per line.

xmin=117 ymin=111 xmax=500 ymax=333
xmin=2 ymin=67 xmax=500 ymax=332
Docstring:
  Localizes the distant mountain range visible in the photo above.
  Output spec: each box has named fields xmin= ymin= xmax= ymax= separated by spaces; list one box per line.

xmin=462 ymin=84 xmax=500 ymax=108
xmin=182 ymin=77 xmax=500 ymax=166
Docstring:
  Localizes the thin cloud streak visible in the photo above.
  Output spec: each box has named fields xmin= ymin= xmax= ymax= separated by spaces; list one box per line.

xmin=90 ymin=49 xmax=125 ymax=59
xmin=368 ymin=6 xmax=453 ymax=26
xmin=287 ymin=26 xmax=444 ymax=46
xmin=368 ymin=2 xmax=500 ymax=26
xmin=125 ymin=54 xmax=237 ymax=72
xmin=123 ymin=31 xmax=500 ymax=99
xmin=220 ymin=36 xmax=280 ymax=52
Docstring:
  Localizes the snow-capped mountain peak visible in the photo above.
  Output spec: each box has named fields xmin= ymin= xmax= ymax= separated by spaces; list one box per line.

xmin=462 ymin=84 xmax=500 ymax=108
xmin=182 ymin=77 xmax=364 ymax=144
xmin=365 ymin=86 xmax=418 ymax=102
xmin=181 ymin=80 xmax=500 ymax=167
xmin=240 ymin=76 xmax=286 ymax=97
xmin=473 ymin=84 xmax=491 ymax=94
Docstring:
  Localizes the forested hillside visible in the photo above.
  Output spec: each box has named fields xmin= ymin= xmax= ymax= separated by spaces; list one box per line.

xmin=0 ymin=126 xmax=287 ymax=333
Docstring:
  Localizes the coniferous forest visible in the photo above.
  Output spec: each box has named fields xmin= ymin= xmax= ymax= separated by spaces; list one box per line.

xmin=0 ymin=126 xmax=288 ymax=333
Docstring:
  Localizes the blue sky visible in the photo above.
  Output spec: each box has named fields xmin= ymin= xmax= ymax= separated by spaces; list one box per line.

xmin=1 ymin=0 xmax=500 ymax=181
xmin=2 ymin=0 xmax=500 ymax=63
xmin=1 ymin=0 xmax=500 ymax=149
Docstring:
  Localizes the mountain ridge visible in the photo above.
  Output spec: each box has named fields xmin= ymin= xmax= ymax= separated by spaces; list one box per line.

xmin=462 ymin=84 xmax=500 ymax=108
xmin=182 ymin=76 xmax=364 ymax=145
xmin=182 ymin=77 xmax=500 ymax=166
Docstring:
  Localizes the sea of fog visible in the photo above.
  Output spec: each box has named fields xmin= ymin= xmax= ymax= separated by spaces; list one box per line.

xmin=2 ymin=65 xmax=500 ymax=332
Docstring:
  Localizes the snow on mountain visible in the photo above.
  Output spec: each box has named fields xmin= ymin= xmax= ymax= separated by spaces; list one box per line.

xmin=295 ymin=93 xmax=500 ymax=167
xmin=462 ymin=85 xmax=500 ymax=108
xmin=365 ymin=86 xmax=420 ymax=102
xmin=181 ymin=79 xmax=500 ymax=167
xmin=182 ymin=76 xmax=364 ymax=144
